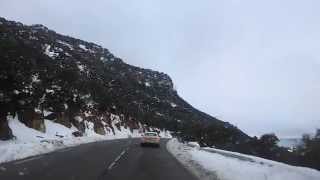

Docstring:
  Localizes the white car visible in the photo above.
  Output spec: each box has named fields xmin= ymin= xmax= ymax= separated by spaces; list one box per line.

xmin=140 ymin=132 xmax=160 ymax=147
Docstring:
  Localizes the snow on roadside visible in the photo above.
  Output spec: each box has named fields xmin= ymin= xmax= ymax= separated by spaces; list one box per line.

xmin=0 ymin=115 xmax=146 ymax=164
xmin=159 ymin=130 xmax=173 ymax=138
xmin=45 ymin=120 xmax=76 ymax=138
xmin=167 ymin=139 xmax=320 ymax=180
xmin=167 ymin=139 xmax=218 ymax=180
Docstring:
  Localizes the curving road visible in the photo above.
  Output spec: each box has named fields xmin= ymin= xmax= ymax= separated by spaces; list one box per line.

xmin=0 ymin=139 xmax=198 ymax=180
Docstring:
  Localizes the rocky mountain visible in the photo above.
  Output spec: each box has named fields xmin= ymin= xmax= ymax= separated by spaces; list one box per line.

xmin=0 ymin=17 xmax=250 ymax=147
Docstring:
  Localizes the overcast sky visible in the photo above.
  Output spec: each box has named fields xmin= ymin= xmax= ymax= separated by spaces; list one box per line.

xmin=1 ymin=0 xmax=319 ymax=138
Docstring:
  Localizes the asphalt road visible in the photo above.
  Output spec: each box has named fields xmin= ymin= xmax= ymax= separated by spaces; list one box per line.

xmin=0 ymin=138 xmax=198 ymax=180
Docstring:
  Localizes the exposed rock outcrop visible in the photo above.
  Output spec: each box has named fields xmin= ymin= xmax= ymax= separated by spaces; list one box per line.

xmin=17 ymin=109 xmax=45 ymax=133
xmin=0 ymin=114 xmax=13 ymax=140
xmin=56 ymin=112 xmax=72 ymax=128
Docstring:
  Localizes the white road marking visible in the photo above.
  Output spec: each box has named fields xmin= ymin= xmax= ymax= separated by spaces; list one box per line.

xmin=107 ymin=147 xmax=130 ymax=171
xmin=14 ymin=156 xmax=43 ymax=165
xmin=114 ymin=155 xmax=122 ymax=162
xmin=107 ymin=162 xmax=116 ymax=170
xmin=120 ymin=150 xmax=126 ymax=156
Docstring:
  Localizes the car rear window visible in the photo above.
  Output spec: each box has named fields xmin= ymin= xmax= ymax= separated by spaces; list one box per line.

xmin=145 ymin=132 xmax=158 ymax=136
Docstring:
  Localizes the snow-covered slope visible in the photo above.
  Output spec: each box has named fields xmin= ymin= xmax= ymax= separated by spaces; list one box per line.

xmin=167 ymin=139 xmax=320 ymax=180
xmin=0 ymin=115 xmax=171 ymax=164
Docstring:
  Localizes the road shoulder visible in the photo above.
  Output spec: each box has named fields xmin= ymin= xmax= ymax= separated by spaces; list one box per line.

xmin=166 ymin=139 xmax=219 ymax=180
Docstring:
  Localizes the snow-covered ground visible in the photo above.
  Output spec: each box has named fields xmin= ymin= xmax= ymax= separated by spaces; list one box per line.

xmin=167 ymin=139 xmax=320 ymax=180
xmin=0 ymin=115 xmax=171 ymax=164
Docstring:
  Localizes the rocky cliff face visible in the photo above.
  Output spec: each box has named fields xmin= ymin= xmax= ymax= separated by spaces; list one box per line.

xmin=0 ymin=17 xmax=250 ymax=146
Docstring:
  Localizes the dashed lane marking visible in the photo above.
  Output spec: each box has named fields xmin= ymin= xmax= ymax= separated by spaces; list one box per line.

xmin=107 ymin=147 xmax=129 ymax=171
xmin=107 ymin=162 xmax=116 ymax=170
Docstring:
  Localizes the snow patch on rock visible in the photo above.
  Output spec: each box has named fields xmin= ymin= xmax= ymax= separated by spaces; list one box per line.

xmin=74 ymin=116 xmax=83 ymax=123
xmin=170 ymin=102 xmax=177 ymax=108
xmin=31 ymin=74 xmax=41 ymax=83
xmin=145 ymin=82 xmax=151 ymax=87
xmin=44 ymin=44 xmax=59 ymax=59
xmin=56 ymin=40 xmax=74 ymax=50
xmin=77 ymin=63 xmax=85 ymax=72
xmin=78 ymin=44 xmax=95 ymax=53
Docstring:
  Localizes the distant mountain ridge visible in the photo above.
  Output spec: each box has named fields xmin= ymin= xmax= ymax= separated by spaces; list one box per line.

xmin=0 ymin=17 xmax=250 ymax=147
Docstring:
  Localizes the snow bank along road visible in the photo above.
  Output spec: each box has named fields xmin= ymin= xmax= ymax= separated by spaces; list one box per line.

xmin=0 ymin=138 xmax=197 ymax=180
xmin=167 ymin=139 xmax=320 ymax=180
